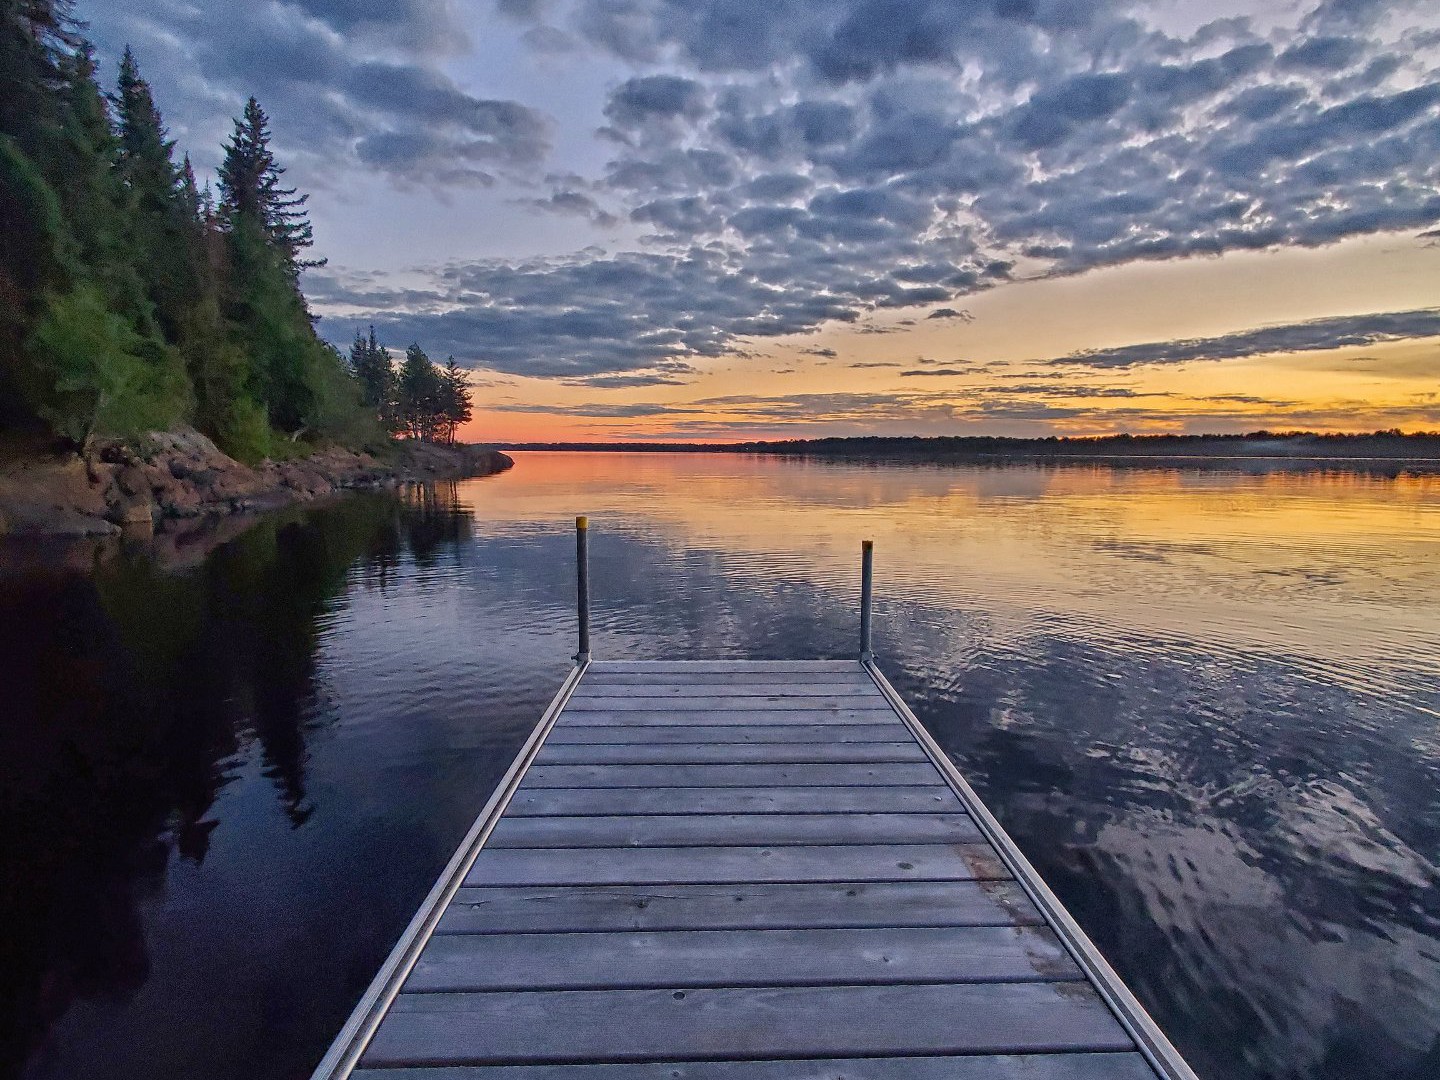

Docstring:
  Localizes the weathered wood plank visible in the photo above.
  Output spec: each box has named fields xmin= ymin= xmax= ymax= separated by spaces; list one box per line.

xmin=487 ymin=812 xmax=981 ymax=848
xmin=439 ymin=880 xmax=1044 ymax=934
xmin=573 ymin=683 xmax=876 ymax=698
xmin=463 ymin=844 xmax=1009 ymax=886
xmin=505 ymin=785 xmax=959 ymax=816
xmin=353 ymin=1053 xmax=1159 ymax=1080
xmin=523 ymin=763 xmax=940 ymax=788
xmin=406 ymin=925 xmax=1079 ymax=992
xmin=581 ymin=672 xmax=876 ymax=687
xmin=534 ymin=742 xmax=926 ymax=765
xmin=565 ymin=696 xmax=883 ymax=711
xmin=545 ymin=723 xmax=905 ymax=745
xmin=362 ymin=982 xmax=1134 ymax=1065
xmin=587 ymin=660 xmax=862 ymax=673
xmin=559 ymin=709 xmax=896 ymax=726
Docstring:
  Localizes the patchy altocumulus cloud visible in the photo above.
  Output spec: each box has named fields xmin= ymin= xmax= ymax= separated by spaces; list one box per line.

xmin=1050 ymin=307 xmax=1440 ymax=367
xmin=85 ymin=0 xmax=1440 ymax=379
xmin=84 ymin=0 xmax=550 ymax=186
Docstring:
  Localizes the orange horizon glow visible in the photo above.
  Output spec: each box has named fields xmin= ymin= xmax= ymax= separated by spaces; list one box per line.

xmin=429 ymin=233 xmax=1440 ymax=445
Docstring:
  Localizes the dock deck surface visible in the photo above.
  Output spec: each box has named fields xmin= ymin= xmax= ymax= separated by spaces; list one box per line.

xmin=318 ymin=659 xmax=1194 ymax=1080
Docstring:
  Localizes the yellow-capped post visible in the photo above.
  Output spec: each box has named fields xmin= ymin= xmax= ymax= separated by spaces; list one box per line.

xmin=575 ymin=515 xmax=591 ymax=662
xmin=860 ymin=539 xmax=875 ymax=662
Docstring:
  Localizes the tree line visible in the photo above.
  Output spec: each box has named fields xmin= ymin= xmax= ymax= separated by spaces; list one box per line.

xmin=349 ymin=329 xmax=472 ymax=445
xmin=0 ymin=1 xmax=474 ymax=461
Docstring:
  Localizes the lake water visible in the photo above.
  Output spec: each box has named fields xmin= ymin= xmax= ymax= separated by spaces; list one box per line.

xmin=3 ymin=451 xmax=1439 ymax=1080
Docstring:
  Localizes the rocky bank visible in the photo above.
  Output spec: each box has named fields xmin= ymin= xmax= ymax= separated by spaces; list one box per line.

xmin=0 ymin=429 xmax=513 ymax=538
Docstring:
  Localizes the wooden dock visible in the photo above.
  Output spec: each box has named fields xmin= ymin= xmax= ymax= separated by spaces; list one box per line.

xmin=312 ymin=656 xmax=1198 ymax=1079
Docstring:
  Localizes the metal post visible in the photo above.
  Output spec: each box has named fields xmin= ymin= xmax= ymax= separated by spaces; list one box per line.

xmin=575 ymin=515 xmax=591 ymax=663
xmin=859 ymin=539 xmax=874 ymax=662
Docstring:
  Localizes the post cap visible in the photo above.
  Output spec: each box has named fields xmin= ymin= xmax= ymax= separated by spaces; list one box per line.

xmin=862 ymin=539 xmax=873 ymax=551
xmin=576 ymin=515 xmax=589 ymax=530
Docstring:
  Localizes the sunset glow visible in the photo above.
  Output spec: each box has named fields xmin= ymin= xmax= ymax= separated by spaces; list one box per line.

xmin=83 ymin=1 xmax=1440 ymax=441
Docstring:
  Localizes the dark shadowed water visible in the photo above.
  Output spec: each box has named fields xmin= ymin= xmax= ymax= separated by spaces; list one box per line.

xmin=3 ymin=451 xmax=1439 ymax=1080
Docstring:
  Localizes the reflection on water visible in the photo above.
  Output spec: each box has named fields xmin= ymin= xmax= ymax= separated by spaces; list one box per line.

xmin=3 ymin=454 xmax=1439 ymax=1080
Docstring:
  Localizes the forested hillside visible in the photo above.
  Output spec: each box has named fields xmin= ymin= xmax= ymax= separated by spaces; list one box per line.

xmin=0 ymin=1 xmax=470 ymax=462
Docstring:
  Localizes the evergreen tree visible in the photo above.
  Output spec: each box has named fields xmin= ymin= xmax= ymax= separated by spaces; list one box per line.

xmin=0 ymin=14 xmax=379 ymax=455
xmin=218 ymin=97 xmax=321 ymax=435
xmin=397 ymin=343 xmax=442 ymax=440
xmin=113 ymin=46 xmax=193 ymax=340
xmin=1 ymin=0 xmax=80 ymax=421
xmin=218 ymin=97 xmax=320 ymax=281
xmin=349 ymin=325 xmax=395 ymax=428
xmin=14 ymin=36 xmax=188 ymax=443
xmin=439 ymin=356 xmax=472 ymax=445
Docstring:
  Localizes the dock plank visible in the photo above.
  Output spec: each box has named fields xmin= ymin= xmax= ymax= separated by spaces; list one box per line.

xmin=487 ymin=812 xmax=982 ymax=848
xmin=571 ymin=683 xmax=876 ymax=698
xmin=534 ymin=742 xmax=926 ymax=765
xmin=406 ymin=925 xmax=1079 ymax=992
xmin=545 ymin=723 xmax=904 ymax=744
xmin=587 ymin=660 xmax=863 ymax=673
xmin=581 ymin=671 xmax=877 ymax=686
xmin=464 ymin=843 xmax=1009 ymax=886
xmin=361 ymin=982 xmax=1135 ymax=1066
xmin=438 ymin=880 xmax=1044 ymax=934
xmin=524 ymin=763 xmax=941 ymax=788
xmin=352 ymin=1053 xmax=1159 ymax=1080
xmin=318 ymin=657 xmax=1187 ymax=1080
xmin=564 ymin=696 xmax=883 ymax=711
xmin=486 ymin=817 xmax=979 ymax=852
xmin=560 ymin=709 xmax=895 ymax=726
xmin=505 ymin=785 xmax=959 ymax=816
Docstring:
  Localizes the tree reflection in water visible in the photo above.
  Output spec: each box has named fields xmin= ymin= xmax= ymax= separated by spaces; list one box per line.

xmin=0 ymin=487 xmax=474 ymax=1077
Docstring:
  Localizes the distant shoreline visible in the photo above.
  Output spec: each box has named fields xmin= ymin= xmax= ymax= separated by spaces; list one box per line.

xmin=496 ymin=432 xmax=1440 ymax=463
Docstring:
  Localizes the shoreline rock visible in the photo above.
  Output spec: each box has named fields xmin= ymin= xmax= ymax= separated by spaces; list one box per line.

xmin=0 ymin=428 xmax=513 ymax=539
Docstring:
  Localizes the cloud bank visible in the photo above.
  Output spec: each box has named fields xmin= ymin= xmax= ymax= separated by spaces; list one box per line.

xmin=85 ymin=0 xmax=1440 ymax=379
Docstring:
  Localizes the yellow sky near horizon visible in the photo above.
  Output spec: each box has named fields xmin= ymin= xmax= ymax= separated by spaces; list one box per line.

xmin=459 ymin=232 xmax=1440 ymax=443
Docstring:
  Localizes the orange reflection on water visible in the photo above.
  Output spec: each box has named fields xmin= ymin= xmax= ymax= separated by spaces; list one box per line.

xmin=463 ymin=452 xmax=1440 ymax=705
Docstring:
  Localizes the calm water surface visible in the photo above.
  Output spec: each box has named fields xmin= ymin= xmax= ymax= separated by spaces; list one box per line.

xmin=3 ymin=452 xmax=1439 ymax=1080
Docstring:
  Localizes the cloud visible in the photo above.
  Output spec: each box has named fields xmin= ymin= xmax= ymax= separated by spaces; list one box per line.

xmin=84 ymin=0 xmax=550 ymax=188
xmin=604 ymin=75 xmax=708 ymax=128
xmin=94 ymin=0 xmax=1440 ymax=382
xmin=561 ymin=369 xmax=694 ymax=388
xmin=1050 ymin=308 xmax=1440 ymax=368
xmin=426 ymin=1 xmax=1440 ymax=375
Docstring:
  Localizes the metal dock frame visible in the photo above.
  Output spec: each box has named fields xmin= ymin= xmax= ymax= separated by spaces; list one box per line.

xmin=310 ymin=521 xmax=1199 ymax=1080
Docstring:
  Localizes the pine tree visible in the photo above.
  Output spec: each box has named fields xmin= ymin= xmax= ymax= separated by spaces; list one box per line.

xmin=217 ymin=97 xmax=321 ymax=281
xmin=113 ymin=46 xmax=196 ymax=341
xmin=0 ymin=0 xmax=78 ymax=157
xmin=440 ymin=356 xmax=472 ymax=445
xmin=16 ymin=39 xmax=188 ymax=445
xmin=2 ymin=12 xmax=377 ymax=452
xmin=349 ymin=324 xmax=395 ymax=428
xmin=397 ymin=343 xmax=442 ymax=440
xmin=217 ymin=97 xmax=320 ymax=434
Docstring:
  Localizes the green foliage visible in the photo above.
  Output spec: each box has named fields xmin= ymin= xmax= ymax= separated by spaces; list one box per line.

xmin=390 ymin=341 xmax=474 ymax=444
xmin=218 ymin=97 xmax=320 ymax=281
xmin=0 ymin=133 xmax=64 ymax=391
xmin=349 ymin=324 xmax=395 ymax=428
xmin=23 ymin=284 xmax=183 ymax=443
xmin=440 ymin=356 xmax=473 ymax=443
xmin=0 ymin=8 xmax=473 ymax=455
xmin=305 ymin=340 xmax=388 ymax=448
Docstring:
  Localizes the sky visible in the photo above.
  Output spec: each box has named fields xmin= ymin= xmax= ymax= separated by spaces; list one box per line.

xmin=78 ymin=0 xmax=1440 ymax=442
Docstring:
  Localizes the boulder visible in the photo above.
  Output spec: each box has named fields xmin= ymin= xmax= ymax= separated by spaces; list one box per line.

xmin=106 ymin=493 xmax=156 ymax=526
